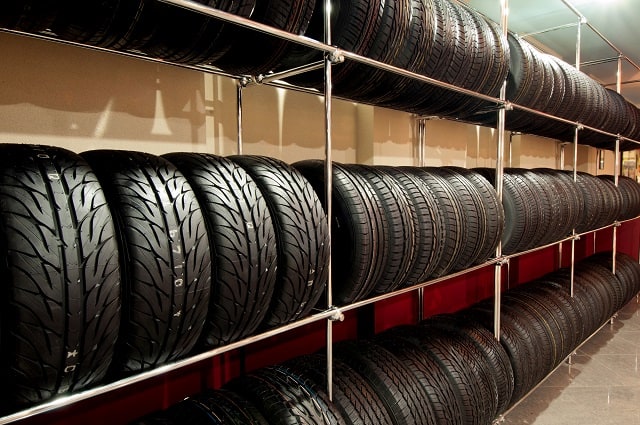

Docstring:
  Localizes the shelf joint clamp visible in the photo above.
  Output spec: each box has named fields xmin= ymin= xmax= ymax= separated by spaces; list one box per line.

xmin=328 ymin=306 xmax=344 ymax=322
xmin=328 ymin=49 xmax=345 ymax=64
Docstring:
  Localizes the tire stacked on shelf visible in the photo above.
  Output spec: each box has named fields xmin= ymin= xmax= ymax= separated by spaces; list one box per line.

xmin=0 ymin=0 xmax=510 ymax=120
xmin=294 ymin=160 xmax=504 ymax=304
xmin=0 ymin=145 xmax=335 ymax=413
xmin=285 ymin=0 xmax=510 ymax=120
xmin=474 ymin=33 xmax=640 ymax=150
xmin=598 ymin=175 xmax=640 ymax=221
xmin=473 ymin=167 xmax=640 ymax=254
xmin=0 ymin=144 xmax=122 ymax=411
xmin=465 ymin=252 xmax=640 ymax=410
xmin=133 ymin=252 xmax=640 ymax=425
xmin=82 ymin=150 xmax=213 ymax=374
xmin=573 ymin=171 xmax=627 ymax=233
xmin=0 ymin=0 xmax=318 ymax=73
xmin=160 ymin=154 xmax=279 ymax=347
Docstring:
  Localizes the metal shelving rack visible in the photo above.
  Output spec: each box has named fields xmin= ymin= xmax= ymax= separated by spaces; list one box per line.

xmin=0 ymin=0 xmax=639 ymax=423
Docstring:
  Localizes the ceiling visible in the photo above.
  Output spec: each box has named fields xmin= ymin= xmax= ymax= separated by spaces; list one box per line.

xmin=465 ymin=0 xmax=640 ymax=107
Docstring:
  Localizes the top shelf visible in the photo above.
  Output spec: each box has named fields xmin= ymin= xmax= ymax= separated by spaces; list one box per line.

xmin=2 ymin=0 xmax=640 ymax=149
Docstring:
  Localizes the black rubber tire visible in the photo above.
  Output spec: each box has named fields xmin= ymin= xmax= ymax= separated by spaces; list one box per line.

xmin=381 ymin=325 xmax=498 ymax=425
xmin=225 ymin=364 xmax=346 ymax=425
xmin=162 ymin=153 xmax=278 ymax=347
xmin=212 ymin=0 xmax=316 ymax=74
xmin=344 ymin=165 xmax=415 ymax=293
xmin=420 ymin=314 xmax=515 ymax=415
xmin=541 ymin=279 xmax=589 ymax=349
xmin=231 ymin=156 xmax=329 ymax=327
xmin=574 ymin=172 xmax=602 ymax=233
xmin=285 ymin=353 xmax=394 ymax=425
xmin=375 ymin=331 xmax=464 ymax=425
xmin=0 ymin=1 xmax=58 ymax=32
xmin=474 ymin=168 xmax=538 ymax=255
xmin=465 ymin=303 xmax=543 ymax=407
xmin=81 ymin=150 xmax=211 ymax=374
xmin=294 ymin=160 xmax=386 ymax=304
xmin=376 ymin=166 xmax=445 ymax=286
xmin=334 ymin=339 xmax=436 ymax=425
xmin=187 ymin=389 xmax=270 ymax=424
xmin=515 ymin=283 xmax=582 ymax=357
xmin=0 ymin=144 xmax=121 ymax=409
xmin=403 ymin=167 xmax=465 ymax=277
xmin=426 ymin=167 xmax=486 ymax=270
xmin=444 ymin=167 xmax=504 ymax=264
xmin=502 ymin=293 xmax=565 ymax=369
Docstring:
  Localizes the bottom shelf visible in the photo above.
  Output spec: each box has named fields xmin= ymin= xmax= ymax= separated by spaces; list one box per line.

xmin=496 ymin=296 xmax=640 ymax=424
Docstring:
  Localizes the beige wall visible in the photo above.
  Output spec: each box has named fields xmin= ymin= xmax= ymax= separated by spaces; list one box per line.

xmin=0 ymin=31 xmax=613 ymax=173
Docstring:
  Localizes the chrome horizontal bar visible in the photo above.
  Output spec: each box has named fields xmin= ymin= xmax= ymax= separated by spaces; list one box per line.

xmin=0 ymin=308 xmax=338 ymax=424
xmin=580 ymin=56 xmax=620 ymax=67
xmin=521 ymin=22 xmax=580 ymax=37
xmin=503 ymin=235 xmax=577 ymax=261
xmin=509 ymin=103 xmax=640 ymax=146
xmin=604 ymin=79 xmax=640 ymax=88
xmin=340 ymin=259 xmax=501 ymax=313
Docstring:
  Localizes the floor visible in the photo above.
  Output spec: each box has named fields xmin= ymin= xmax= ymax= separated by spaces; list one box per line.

xmin=502 ymin=296 xmax=640 ymax=425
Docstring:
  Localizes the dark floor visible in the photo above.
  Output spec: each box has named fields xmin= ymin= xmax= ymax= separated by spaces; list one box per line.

xmin=501 ymin=296 xmax=640 ymax=425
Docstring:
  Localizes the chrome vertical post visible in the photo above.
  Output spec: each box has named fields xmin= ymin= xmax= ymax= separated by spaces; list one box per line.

xmin=571 ymin=127 xmax=580 ymax=297
xmin=494 ymin=0 xmax=509 ymax=340
xmin=237 ymin=81 xmax=244 ymax=155
xmin=559 ymin=143 xmax=566 ymax=267
xmin=417 ymin=118 xmax=426 ymax=322
xmin=323 ymin=0 xmax=334 ymax=402
xmin=575 ymin=17 xmax=583 ymax=71
xmin=613 ymin=138 xmax=620 ymax=275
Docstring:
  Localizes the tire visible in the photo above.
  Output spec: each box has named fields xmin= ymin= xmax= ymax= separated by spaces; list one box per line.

xmin=225 ymin=364 xmax=345 ymax=425
xmin=285 ymin=353 xmax=394 ymax=425
xmin=294 ymin=160 xmax=386 ymax=304
xmin=231 ymin=156 xmax=329 ymax=326
xmin=444 ymin=167 xmax=504 ymax=263
xmin=427 ymin=167 xmax=486 ymax=269
xmin=82 ymin=150 xmax=211 ymax=373
xmin=376 ymin=166 xmax=445 ymax=286
xmin=502 ymin=292 xmax=566 ymax=369
xmin=474 ymin=168 xmax=538 ymax=254
xmin=465 ymin=303 xmax=542 ymax=407
xmin=516 ymin=282 xmax=583 ymax=356
xmin=188 ymin=389 xmax=270 ymax=424
xmin=381 ymin=325 xmax=497 ymax=425
xmin=375 ymin=331 xmax=463 ymax=425
xmin=420 ymin=314 xmax=515 ymax=415
xmin=162 ymin=153 xmax=278 ymax=347
xmin=0 ymin=144 xmax=121 ymax=409
xmin=334 ymin=340 xmax=436 ymax=425
xmin=403 ymin=167 xmax=465 ymax=277
xmin=213 ymin=0 xmax=316 ymax=74
xmin=345 ymin=165 xmax=415 ymax=293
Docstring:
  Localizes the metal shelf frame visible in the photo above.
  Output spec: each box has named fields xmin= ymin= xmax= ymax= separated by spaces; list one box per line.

xmin=0 ymin=0 xmax=639 ymax=422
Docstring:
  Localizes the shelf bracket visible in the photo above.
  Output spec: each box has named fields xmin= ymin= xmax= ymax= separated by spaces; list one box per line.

xmin=328 ymin=306 xmax=344 ymax=322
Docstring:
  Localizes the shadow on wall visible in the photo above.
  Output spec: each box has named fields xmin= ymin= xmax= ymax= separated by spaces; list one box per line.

xmin=0 ymin=32 xmax=239 ymax=153
xmin=241 ymin=84 xmax=358 ymax=164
